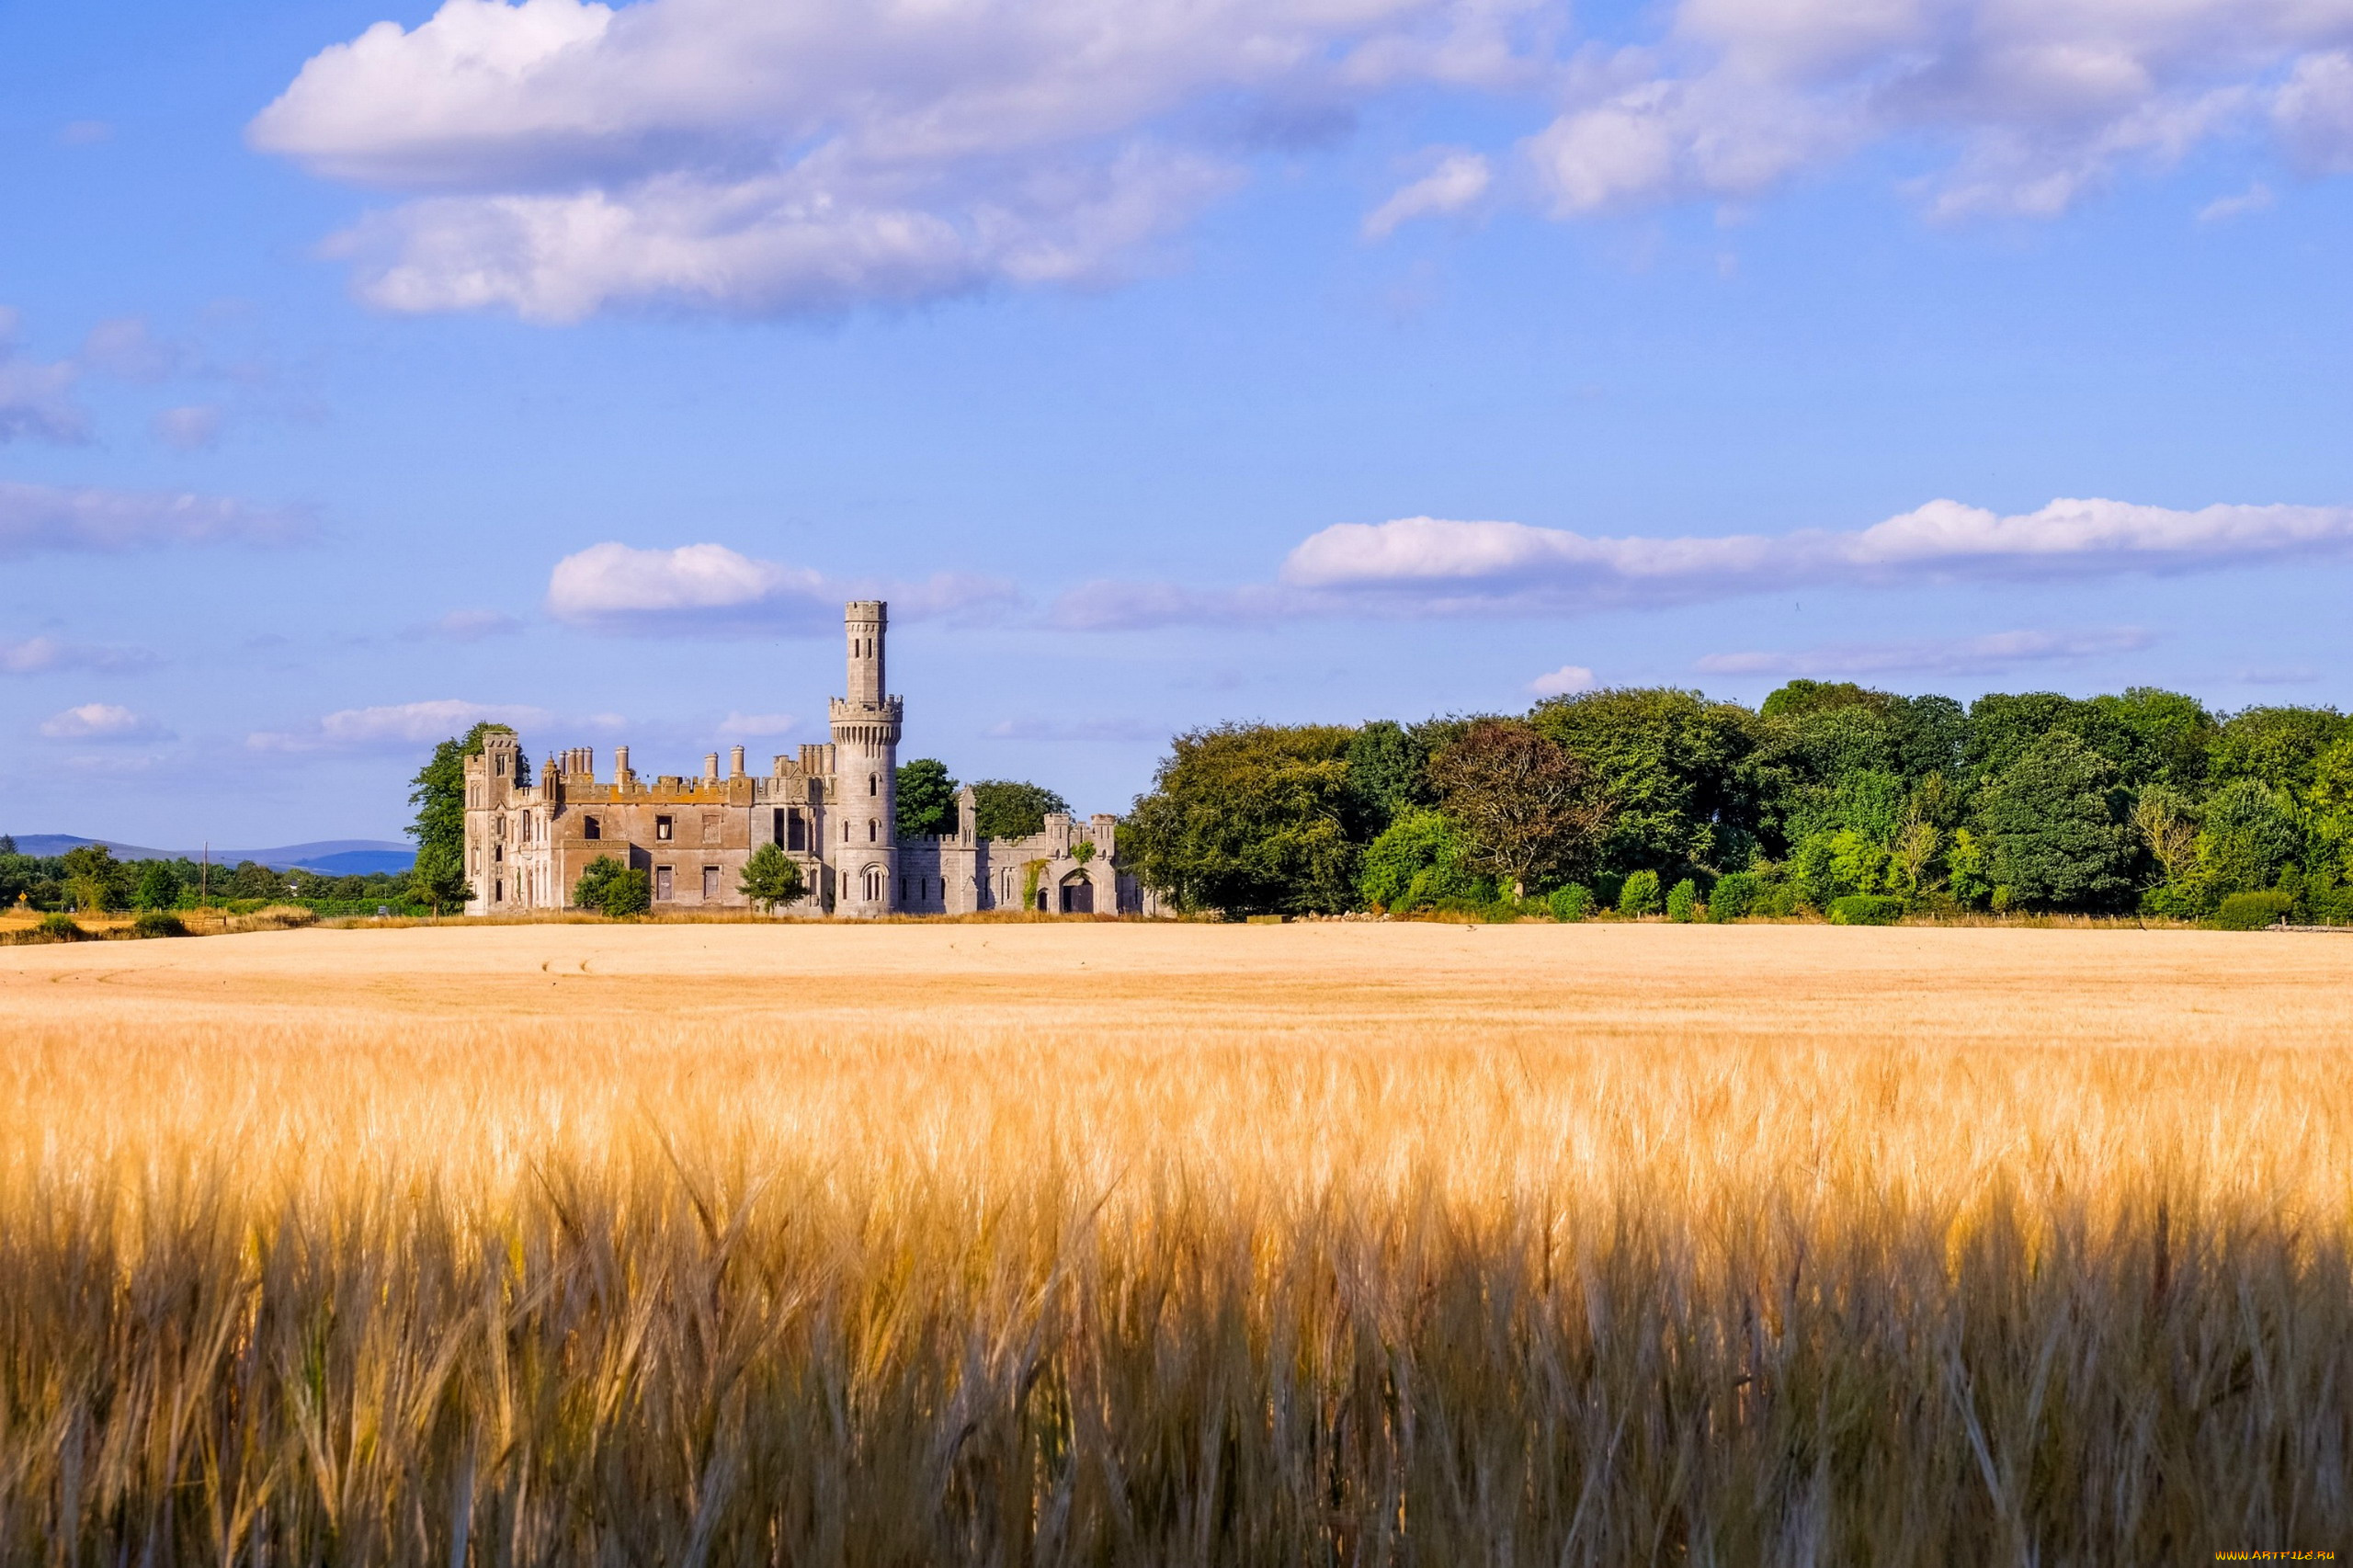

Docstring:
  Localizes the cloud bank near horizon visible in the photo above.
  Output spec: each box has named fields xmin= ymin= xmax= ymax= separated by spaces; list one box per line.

xmin=1052 ymin=496 xmax=2353 ymax=627
xmin=0 ymin=483 xmax=313 ymax=559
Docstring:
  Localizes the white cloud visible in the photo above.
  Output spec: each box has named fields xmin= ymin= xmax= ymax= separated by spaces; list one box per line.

xmin=0 ymin=636 xmax=155 ymax=676
xmin=719 ymin=710 xmax=797 ymax=737
xmin=0 ymin=309 xmax=87 ymax=445
xmin=252 ymin=0 xmax=1523 ymax=320
xmin=2198 ymin=180 xmax=2275 ymax=221
xmin=545 ymin=540 xmax=1017 ymax=634
xmin=1529 ymin=664 xmax=1596 ymax=696
xmin=2276 ymin=50 xmax=2353 ymax=172
xmin=153 ymin=404 xmax=224 ymax=450
xmin=1695 ymin=627 xmax=2154 ymax=679
xmin=248 ymin=699 xmax=551 ymax=753
xmin=1522 ymin=0 xmax=2353 ymax=222
xmin=1363 ymin=151 xmax=1493 ymax=237
xmin=38 ymin=703 xmax=171 ymax=743
xmin=0 ymin=483 xmax=313 ymax=558
xmin=1279 ymin=498 xmax=2353 ymax=610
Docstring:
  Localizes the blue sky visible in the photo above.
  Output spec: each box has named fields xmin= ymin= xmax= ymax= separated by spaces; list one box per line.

xmin=4 ymin=0 xmax=2351 ymax=846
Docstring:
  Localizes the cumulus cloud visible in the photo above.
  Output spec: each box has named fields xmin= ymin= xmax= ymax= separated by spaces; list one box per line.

xmin=1695 ymin=627 xmax=2154 ymax=679
xmin=0 ymin=308 xmax=87 ymax=445
xmin=1363 ymin=151 xmax=1493 ymax=237
xmin=0 ymin=635 xmax=156 ymax=676
xmin=249 ymin=699 xmax=551 ymax=753
xmin=1529 ymin=664 xmax=1596 ymax=696
xmin=251 ymin=0 xmax=1530 ymax=320
xmin=38 ymin=703 xmax=172 ymax=743
xmin=545 ymin=540 xmax=1019 ymax=634
xmin=1523 ymin=0 xmax=2353 ymax=221
xmin=1279 ymin=498 xmax=2353 ymax=611
xmin=0 ymin=482 xmax=313 ymax=558
xmin=2276 ymin=50 xmax=2353 ymax=172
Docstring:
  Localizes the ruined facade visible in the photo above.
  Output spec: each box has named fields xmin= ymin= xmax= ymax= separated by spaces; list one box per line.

xmin=461 ymin=600 xmax=1149 ymax=917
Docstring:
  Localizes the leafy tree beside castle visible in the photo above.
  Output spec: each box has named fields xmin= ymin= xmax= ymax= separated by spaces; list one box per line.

xmin=738 ymin=844 xmax=806 ymax=912
xmin=969 ymin=780 xmax=1071 ymax=840
xmin=407 ymin=723 xmax=516 ymax=915
xmin=895 ymin=759 xmax=958 ymax=838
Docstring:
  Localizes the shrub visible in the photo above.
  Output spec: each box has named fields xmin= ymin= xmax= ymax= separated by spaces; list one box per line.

xmin=602 ymin=869 xmax=654 ymax=919
xmin=1665 ymin=879 xmax=1698 ymax=923
xmin=1591 ymin=870 xmax=1624 ymax=912
xmin=1617 ymin=869 xmax=1662 ymax=916
xmin=1827 ymin=895 xmax=1904 ymax=926
xmin=2212 ymin=891 xmax=2294 ymax=930
xmin=131 ymin=911 xmax=188 ymax=938
xmin=37 ymin=913 xmax=85 ymax=941
xmin=1547 ymin=884 xmax=1591 ymax=923
xmin=1708 ymin=871 xmax=1756 ymax=922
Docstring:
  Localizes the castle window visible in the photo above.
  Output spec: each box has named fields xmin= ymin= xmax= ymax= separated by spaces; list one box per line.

xmin=494 ymin=880 xmax=503 ymax=902
xmin=585 ymin=816 xmax=601 ymax=840
xmin=701 ymin=812 xmax=721 ymax=845
xmin=868 ymin=820 xmax=876 ymax=842
xmin=654 ymin=867 xmax=674 ymax=901
xmin=869 ymin=774 xmax=877 ymax=796
xmin=495 ymin=754 xmax=506 ymax=777
xmin=787 ymin=810 xmax=805 ymax=851
xmin=702 ymin=866 xmax=720 ymax=901
xmin=656 ymin=815 xmax=674 ymax=841
xmin=494 ymin=845 xmax=503 ymax=863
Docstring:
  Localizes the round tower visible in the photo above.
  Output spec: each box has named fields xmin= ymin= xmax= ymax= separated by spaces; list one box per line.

xmin=829 ymin=599 xmax=902 ymax=916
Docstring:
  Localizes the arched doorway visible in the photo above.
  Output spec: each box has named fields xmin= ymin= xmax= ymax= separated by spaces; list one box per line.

xmin=1059 ymin=870 xmax=1095 ymax=915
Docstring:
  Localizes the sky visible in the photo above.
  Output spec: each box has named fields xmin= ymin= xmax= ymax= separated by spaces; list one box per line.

xmin=3 ymin=0 xmax=2351 ymax=847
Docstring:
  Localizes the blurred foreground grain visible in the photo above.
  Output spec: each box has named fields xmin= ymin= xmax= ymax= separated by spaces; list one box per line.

xmin=0 ymin=923 xmax=2347 ymax=1564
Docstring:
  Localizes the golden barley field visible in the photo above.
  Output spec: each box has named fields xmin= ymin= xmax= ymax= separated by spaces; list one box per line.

xmin=1 ymin=921 xmax=2347 ymax=1564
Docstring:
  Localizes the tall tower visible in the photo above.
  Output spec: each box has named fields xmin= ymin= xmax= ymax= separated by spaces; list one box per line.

xmin=829 ymin=599 xmax=902 ymax=916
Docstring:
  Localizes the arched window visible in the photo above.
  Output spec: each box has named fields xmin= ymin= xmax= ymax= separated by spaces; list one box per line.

xmin=870 ymin=774 xmax=877 ymax=796
xmin=864 ymin=865 xmax=885 ymax=903
xmin=868 ymin=820 xmax=876 ymax=842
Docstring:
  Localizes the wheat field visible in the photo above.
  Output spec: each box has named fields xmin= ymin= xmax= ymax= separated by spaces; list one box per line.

xmin=0 ymin=921 xmax=2347 ymax=1564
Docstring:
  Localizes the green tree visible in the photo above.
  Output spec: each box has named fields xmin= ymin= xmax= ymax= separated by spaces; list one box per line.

xmin=1356 ymin=808 xmax=1484 ymax=910
xmin=738 ymin=843 xmax=807 ymax=912
xmin=409 ymin=722 xmax=519 ymax=867
xmin=1125 ymin=723 xmax=1359 ymax=915
xmin=1618 ymin=869 xmax=1662 ymax=915
xmin=2209 ymin=706 xmax=2348 ymax=798
xmin=408 ymin=844 xmax=472 ymax=915
xmin=2189 ymin=780 xmax=2300 ymax=904
xmin=601 ymin=867 xmax=653 ymax=918
xmin=1342 ymin=720 xmax=1436 ymax=837
xmin=969 ymin=779 xmax=1073 ymax=841
xmin=132 ymin=860 xmax=179 ymax=912
xmin=59 ymin=845 xmax=119 ymax=913
xmin=1530 ymin=688 xmax=1758 ymax=878
xmin=895 ymin=758 xmax=958 ymax=838
xmin=1427 ymin=719 xmax=1611 ymax=899
xmin=1974 ymin=732 xmax=2137 ymax=910
xmin=573 ymin=855 xmax=626 ymax=912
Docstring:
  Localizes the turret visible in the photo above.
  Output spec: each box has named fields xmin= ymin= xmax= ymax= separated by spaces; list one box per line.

xmin=828 ymin=600 xmax=901 ymax=916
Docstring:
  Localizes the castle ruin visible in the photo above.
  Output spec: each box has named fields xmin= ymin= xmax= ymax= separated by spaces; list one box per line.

xmin=460 ymin=600 xmax=1149 ymax=917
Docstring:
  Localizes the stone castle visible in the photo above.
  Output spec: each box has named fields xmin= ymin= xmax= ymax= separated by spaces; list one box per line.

xmin=461 ymin=600 xmax=1149 ymax=917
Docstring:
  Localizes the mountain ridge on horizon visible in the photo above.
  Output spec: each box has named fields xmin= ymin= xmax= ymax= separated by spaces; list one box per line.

xmin=1 ymin=835 xmax=415 ymax=876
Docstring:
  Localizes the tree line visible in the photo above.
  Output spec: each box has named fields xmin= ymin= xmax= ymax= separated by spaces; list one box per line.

xmin=1120 ymin=681 xmax=2353 ymax=926
xmin=0 ymin=837 xmax=416 ymax=916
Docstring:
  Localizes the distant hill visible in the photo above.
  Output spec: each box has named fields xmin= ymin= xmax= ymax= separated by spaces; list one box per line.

xmin=5 ymin=835 xmax=415 ymax=874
